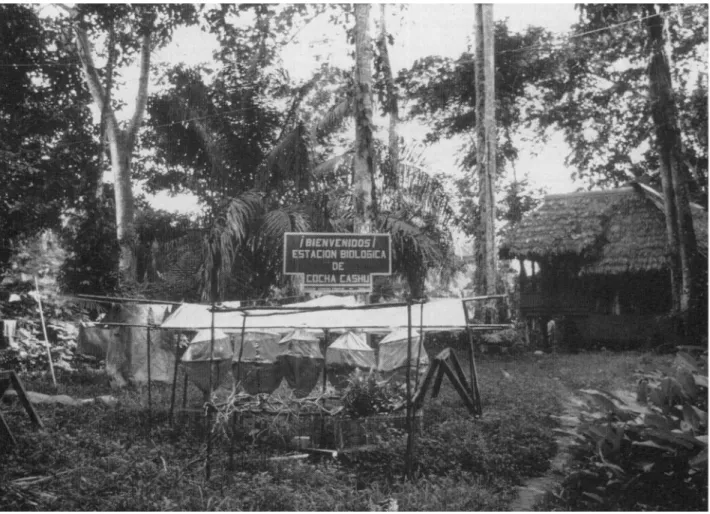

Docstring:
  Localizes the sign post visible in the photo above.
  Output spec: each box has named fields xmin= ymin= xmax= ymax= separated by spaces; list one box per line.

xmin=283 ymin=233 xmax=392 ymax=294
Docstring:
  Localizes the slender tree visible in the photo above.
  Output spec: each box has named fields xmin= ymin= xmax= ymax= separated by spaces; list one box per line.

xmin=473 ymin=4 xmax=498 ymax=298
xmin=377 ymin=4 xmax=399 ymax=187
xmin=645 ymin=4 xmax=699 ymax=326
xmin=353 ymin=3 xmax=376 ymax=234
xmin=59 ymin=5 xmax=196 ymax=286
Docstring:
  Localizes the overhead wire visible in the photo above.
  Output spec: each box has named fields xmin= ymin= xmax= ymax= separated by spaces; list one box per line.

xmin=9 ymin=3 xmax=698 ymax=154
xmin=452 ymin=4 xmax=694 ymax=64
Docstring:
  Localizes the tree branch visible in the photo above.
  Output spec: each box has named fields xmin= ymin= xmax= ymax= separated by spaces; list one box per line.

xmin=126 ymin=18 xmax=153 ymax=151
xmin=67 ymin=15 xmax=120 ymax=143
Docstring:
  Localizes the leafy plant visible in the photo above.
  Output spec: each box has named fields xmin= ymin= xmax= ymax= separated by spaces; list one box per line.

xmin=341 ymin=369 xmax=405 ymax=418
xmin=547 ymin=349 xmax=708 ymax=511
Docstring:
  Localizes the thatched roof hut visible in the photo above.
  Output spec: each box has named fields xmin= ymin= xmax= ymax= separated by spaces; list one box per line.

xmin=501 ymin=184 xmax=707 ymax=348
xmin=500 ymin=184 xmax=707 ymax=275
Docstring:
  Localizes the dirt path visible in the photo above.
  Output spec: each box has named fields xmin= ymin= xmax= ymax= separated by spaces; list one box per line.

xmin=507 ymin=387 xmax=585 ymax=511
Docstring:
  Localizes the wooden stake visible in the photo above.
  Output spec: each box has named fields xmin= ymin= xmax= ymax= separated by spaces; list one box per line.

xmin=206 ymin=302 xmax=215 ymax=481
xmin=169 ymin=334 xmax=181 ymax=426
xmin=34 ymin=277 xmax=56 ymax=388
xmin=461 ymin=299 xmax=482 ymax=415
xmin=404 ymin=299 xmax=414 ymax=480
xmin=146 ymin=308 xmax=153 ymax=436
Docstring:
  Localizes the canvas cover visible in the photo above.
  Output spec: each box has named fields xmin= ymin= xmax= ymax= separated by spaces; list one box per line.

xmin=326 ymin=331 xmax=375 ymax=369
xmin=78 ymin=324 xmax=115 ymax=359
xmin=182 ymin=329 xmax=233 ymax=393
xmin=161 ymin=298 xmax=469 ymax=333
xmin=326 ymin=331 xmax=375 ymax=389
xmin=105 ymin=303 xmax=174 ymax=387
xmin=278 ymin=329 xmax=323 ymax=397
xmin=182 ymin=329 xmax=233 ymax=361
xmin=232 ymin=331 xmax=283 ymax=362
xmin=278 ymin=329 xmax=323 ymax=358
xmin=377 ymin=328 xmax=429 ymax=373
xmin=232 ymin=331 xmax=284 ymax=395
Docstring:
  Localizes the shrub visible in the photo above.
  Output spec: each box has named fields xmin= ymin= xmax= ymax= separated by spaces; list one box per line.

xmin=544 ymin=349 xmax=708 ymax=511
xmin=341 ymin=369 xmax=405 ymax=417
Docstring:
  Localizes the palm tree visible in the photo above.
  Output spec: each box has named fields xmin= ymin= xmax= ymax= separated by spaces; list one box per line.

xmin=150 ymin=60 xmax=458 ymax=302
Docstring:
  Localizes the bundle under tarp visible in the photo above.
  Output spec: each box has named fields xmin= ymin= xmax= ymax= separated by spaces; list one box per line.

xmin=78 ymin=322 xmax=116 ymax=359
xmin=278 ymin=329 xmax=323 ymax=397
xmin=326 ymin=331 xmax=375 ymax=389
xmin=105 ymin=303 xmax=175 ymax=387
xmin=232 ymin=330 xmax=284 ymax=395
xmin=181 ymin=329 xmax=233 ymax=394
xmin=377 ymin=328 xmax=429 ymax=384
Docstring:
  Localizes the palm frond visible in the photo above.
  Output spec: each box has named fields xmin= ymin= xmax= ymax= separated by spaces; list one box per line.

xmin=222 ymin=191 xmax=266 ymax=243
xmin=311 ymin=98 xmax=353 ymax=140
xmin=258 ymin=121 xmax=313 ymax=193
xmin=312 ymin=150 xmax=354 ymax=178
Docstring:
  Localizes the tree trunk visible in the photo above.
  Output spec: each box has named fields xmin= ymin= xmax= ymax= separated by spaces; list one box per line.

xmin=109 ymin=135 xmax=137 ymax=283
xmin=379 ymin=4 xmax=399 ymax=189
xmin=646 ymin=5 xmax=698 ymax=326
xmin=473 ymin=4 xmax=497 ymax=300
xmin=66 ymin=8 xmax=153 ymax=287
xmin=353 ymin=3 xmax=375 ymax=234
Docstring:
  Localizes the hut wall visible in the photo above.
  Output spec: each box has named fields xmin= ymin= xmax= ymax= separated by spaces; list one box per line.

xmin=572 ymin=314 xmax=675 ymax=348
xmin=521 ymin=260 xmax=671 ymax=319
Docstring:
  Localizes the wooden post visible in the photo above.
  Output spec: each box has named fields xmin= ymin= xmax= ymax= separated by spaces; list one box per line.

xmin=33 ymin=277 xmax=56 ymax=388
xmin=404 ymin=299 xmax=414 ymax=480
xmin=169 ymin=333 xmax=181 ymax=426
xmin=461 ymin=299 xmax=482 ymax=415
xmin=206 ymin=302 xmax=215 ymax=481
xmin=414 ymin=302 xmax=425 ymax=391
xmin=234 ymin=313 xmax=247 ymax=383
xmin=146 ymin=309 xmax=152 ymax=436
xmin=322 ymin=329 xmax=329 ymax=393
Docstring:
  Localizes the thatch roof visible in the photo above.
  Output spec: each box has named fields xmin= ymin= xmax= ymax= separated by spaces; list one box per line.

xmin=500 ymin=185 xmax=708 ymax=275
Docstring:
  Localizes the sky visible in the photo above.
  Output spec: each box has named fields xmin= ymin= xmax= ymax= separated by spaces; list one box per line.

xmin=63 ymin=3 xmax=583 ymax=217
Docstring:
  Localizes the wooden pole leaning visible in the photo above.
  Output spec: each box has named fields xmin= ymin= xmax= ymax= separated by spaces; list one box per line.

xmin=34 ymin=277 xmax=56 ymax=388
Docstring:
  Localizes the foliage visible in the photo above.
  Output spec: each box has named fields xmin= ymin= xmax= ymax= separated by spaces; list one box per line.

xmin=456 ymin=174 xmax=545 ymax=237
xmin=533 ymin=4 xmax=708 ymax=200
xmin=3 ymin=350 xmax=680 ymax=511
xmin=545 ymin=349 xmax=708 ymax=511
xmin=200 ymin=191 xmax=310 ymax=301
xmin=58 ymin=186 xmax=198 ymax=296
xmin=0 ymin=5 xmax=98 ymax=273
xmin=58 ymin=189 xmax=119 ymax=295
xmin=398 ymin=22 xmax=558 ymax=174
xmin=341 ymin=369 xmax=405 ymax=417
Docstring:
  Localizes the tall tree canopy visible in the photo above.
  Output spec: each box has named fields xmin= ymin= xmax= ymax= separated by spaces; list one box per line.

xmin=533 ymin=3 xmax=707 ymax=201
xmin=59 ymin=4 xmax=198 ymax=286
xmin=0 ymin=5 xmax=97 ymax=271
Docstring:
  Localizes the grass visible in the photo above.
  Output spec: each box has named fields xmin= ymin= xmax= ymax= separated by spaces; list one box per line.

xmin=0 ymin=349 xmax=672 ymax=510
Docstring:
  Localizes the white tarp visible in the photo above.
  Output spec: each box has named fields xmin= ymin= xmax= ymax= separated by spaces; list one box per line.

xmin=161 ymin=298 xmax=467 ymax=333
xmin=326 ymin=331 xmax=375 ymax=369
xmin=106 ymin=303 xmax=174 ymax=387
xmin=377 ymin=328 xmax=429 ymax=372
xmin=278 ymin=329 xmax=323 ymax=397
xmin=181 ymin=329 xmax=233 ymax=393
xmin=326 ymin=331 xmax=376 ymax=389
xmin=232 ymin=331 xmax=284 ymax=395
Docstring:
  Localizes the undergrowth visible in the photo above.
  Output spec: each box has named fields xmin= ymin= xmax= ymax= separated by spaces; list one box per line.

xmin=2 ymin=351 xmax=672 ymax=511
